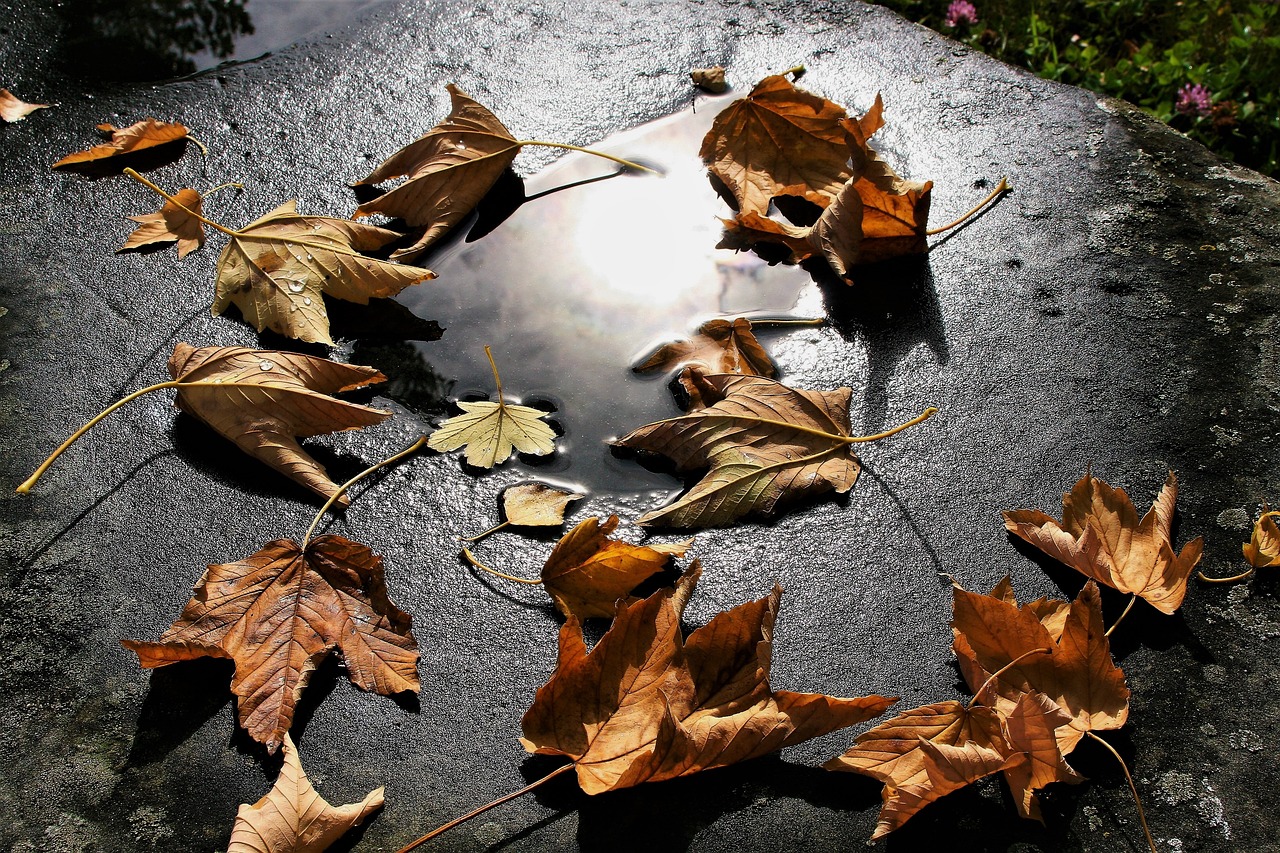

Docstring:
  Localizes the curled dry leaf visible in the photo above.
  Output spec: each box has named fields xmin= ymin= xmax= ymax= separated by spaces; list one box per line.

xmin=951 ymin=578 xmax=1129 ymax=755
xmin=1003 ymin=470 xmax=1203 ymax=614
xmin=169 ymin=343 xmax=391 ymax=505
xmin=1001 ymin=690 xmax=1083 ymax=821
xmin=53 ymin=118 xmax=189 ymax=168
xmin=228 ymin=733 xmax=384 ymax=853
xmin=123 ymin=535 xmax=419 ymax=751
xmin=690 ymin=66 xmax=728 ymax=94
xmin=541 ymin=515 xmax=692 ymax=619
xmin=1244 ymin=507 xmax=1280 ymax=569
xmin=354 ymin=84 xmax=519 ymax=262
xmin=0 ymin=88 xmax=49 ymax=122
xmin=635 ymin=318 xmax=776 ymax=381
xmin=212 ymin=200 xmax=435 ymax=346
xmin=502 ymin=483 xmax=583 ymax=528
xmin=119 ymin=187 xmax=204 ymax=257
xmin=521 ymin=564 xmax=895 ymax=793
xmin=613 ymin=371 xmax=861 ymax=528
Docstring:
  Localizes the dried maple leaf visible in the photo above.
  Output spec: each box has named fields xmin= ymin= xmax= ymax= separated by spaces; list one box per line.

xmin=540 ymin=515 xmax=692 ymax=619
xmin=123 ymin=535 xmax=419 ymax=751
xmin=168 ymin=343 xmax=391 ymax=505
xmin=118 ymin=187 xmax=205 ymax=257
xmin=521 ymin=564 xmax=895 ymax=793
xmin=951 ymin=578 xmax=1129 ymax=754
xmin=53 ymin=118 xmax=189 ymax=168
xmin=825 ymin=700 xmax=1020 ymax=839
xmin=228 ymin=733 xmax=383 ymax=853
xmin=700 ymin=72 xmax=863 ymax=214
xmin=613 ymin=372 xmax=864 ymax=528
xmin=1003 ymin=470 xmax=1203 ymax=614
xmin=427 ymin=346 xmax=556 ymax=467
xmin=634 ymin=318 xmax=776 ymax=380
xmin=1001 ymin=690 xmax=1083 ymax=820
xmin=353 ymin=84 xmax=520 ymax=262
xmin=211 ymin=199 xmax=435 ymax=346
xmin=690 ymin=66 xmax=728 ymax=94
xmin=1244 ymin=507 xmax=1280 ymax=569
xmin=0 ymin=88 xmax=49 ymax=122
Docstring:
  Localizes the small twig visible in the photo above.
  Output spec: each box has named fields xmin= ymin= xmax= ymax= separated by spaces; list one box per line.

xmin=926 ymin=177 xmax=1010 ymax=235
xmin=396 ymin=762 xmax=574 ymax=852
xmin=967 ymin=647 xmax=1050 ymax=709
xmin=302 ymin=436 xmax=427 ymax=548
xmin=1105 ymin=594 xmax=1137 ymax=637
xmin=462 ymin=547 xmax=543 ymax=585
xmin=1085 ymin=731 xmax=1158 ymax=853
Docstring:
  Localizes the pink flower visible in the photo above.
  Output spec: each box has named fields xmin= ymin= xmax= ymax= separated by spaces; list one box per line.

xmin=1176 ymin=83 xmax=1213 ymax=117
xmin=944 ymin=1 xmax=979 ymax=27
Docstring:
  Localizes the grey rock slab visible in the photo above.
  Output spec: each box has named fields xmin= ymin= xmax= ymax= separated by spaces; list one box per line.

xmin=2 ymin=1 xmax=1279 ymax=851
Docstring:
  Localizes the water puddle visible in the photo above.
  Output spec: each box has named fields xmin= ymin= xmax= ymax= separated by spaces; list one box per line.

xmin=360 ymin=94 xmax=827 ymax=494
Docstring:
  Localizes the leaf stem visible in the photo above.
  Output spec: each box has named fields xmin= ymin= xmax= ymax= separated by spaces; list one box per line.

xmin=926 ymin=177 xmax=1010 ymax=235
xmin=967 ymin=647 xmax=1050 ymax=709
xmin=202 ymin=181 xmax=243 ymax=198
xmin=516 ymin=140 xmax=659 ymax=174
xmin=185 ymin=132 xmax=210 ymax=156
xmin=302 ymin=436 xmax=427 ymax=548
xmin=783 ymin=65 xmax=807 ymax=79
xmin=462 ymin=547 xmax=543 ymax=585
xmin=123 ymin=168 xmax=238 ymax=236
xmin=1197 ymin=567 xmax=1255 ymax=584
xmin=1105 ymin=594 xmax=1137 ymax=637
xmin=1085 ymin=731 xmax=1158 ymax=853
xmin=484 ymin=345 xmax=504 ymax=405
xmin=396 ymin=762 xmax=575 ymax=852
xmin=846 ymin=407 xmax=938 ymax=443
xmin=462 ymin=520 xmax=511 ymax=543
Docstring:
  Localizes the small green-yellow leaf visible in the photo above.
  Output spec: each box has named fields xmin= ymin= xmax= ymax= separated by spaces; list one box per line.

xmin=428 ymin=400 xmax=555 ymax=467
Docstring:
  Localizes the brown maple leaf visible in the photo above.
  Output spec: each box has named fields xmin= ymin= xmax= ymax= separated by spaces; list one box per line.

xmin=1244 ymin=507 xmax=1280 ymax=569
xmin=825 ymin=700 xmax=1021 ymax=839
xmin=521 ymin=564 xmax=895 ymax=793
xmin=613 ymin=372 xmax=866 ymax=528
xmin=168 ymin=343 xmax=391 ymax=505
xmin=123 ymin=535 xmax=419 ymax=751
xmin=634 ymin=318 xmax=777 ymax=381
xmin=540 ymin=515 xmax=692 ymax=619
xmin=1001 ymin=690 xmax=1083 ymax=820
xmin=118 ymin=187 xmax=205 ymax=257
xmin=951 ymin=578 xmax=1129 ymax=754
xmin=53 ymin=118 xmax=189 ymax=168
xmin=211 ymin=199 xmax=435 ymax=345
xmin=353 ymin=84 xmax=520 ymax=262
xmin=700 ymin=72 xmax=863 ymax=214
xmin=1003 ymin=470 xmax=1203 ymax=614
xmin=228 ymin=733 xmax=384 ymax=853
xmin=0 ymin=88 xmax=49 ymax=122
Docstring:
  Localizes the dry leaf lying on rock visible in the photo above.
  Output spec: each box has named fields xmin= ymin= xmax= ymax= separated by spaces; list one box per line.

xmin=502 ymin=483 xmax=583 ymax=527
xmin=228 ymin=734 xmax=384 ymax=853
xmin=1244 ymin=507 xmax=1280 ymax=569
xmin=1003 ymin=470 xmax=1203 ymax=614
xmin=521 ymin=564 xmax=895 ymax=793
xmin=124 ymin=535 xmax=419 ymax=752
xmin=118 ymin=187 xmax=205 ymax=257
xmin=169 ymin=343 xmax=391 ymax=505
xmin=0 ymin=88 xmax=49 ymax=122
xmin=53 ymin=118 xmax=189 ymax=168
xmin=634 ymin=318 xmax=776 ymax=380
xmin=212 ymin=200 xmax=435 ymax=345
xmin=428 ymin=346 xmax=556 ymax=467
xmin=541 ymin=515 xmax=692 ymax=619
xmin=354 ymin=84 xmax=520 ymax=262
xmin=690 ymin=66 xmax=728 ymax=94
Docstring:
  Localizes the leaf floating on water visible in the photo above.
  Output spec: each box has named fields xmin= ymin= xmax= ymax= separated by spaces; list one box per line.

xmin=0 ymin=88 xmax=49 ymax=122
xmin=53 ymin=118 xmax=190 ymax=168
xmin=227 ymin=733 xmax=384 ymax=853
xmin=118 ymin=187 xmax=206 ymax=258
xmin=634 ymin=318 xmax=776 ymax=380
xmin=123 ymin=536 xmax=419 ymax=752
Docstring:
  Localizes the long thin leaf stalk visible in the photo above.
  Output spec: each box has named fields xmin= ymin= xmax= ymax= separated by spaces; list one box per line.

xmin=202 ymin=181 xmax=243 ymax=198
xmin=462 ymin=520 xmax=511 ymax=542
xmin=927 ymin=177 xmax=1010 ymax=235
xmin=124 ymin=168 xmax=238 ymax=236
xmin=1105 ymin=594 xmax=1137 ymax=637
xmin=185 ymin=133 xmax=210 ymax=156
xmin=1085 ymin=731 xmax=1158 ymax=853
xmin=462 ymin=547 xmax=542 ymax=585
xmin=484 ymin=345 xmax=505 ymax=405
xmin=967 ymin=647 xmax=1050 ymax=709
xmin=302 ymin=436 xmax=427 ymax=548
xmin=517 ymin=140 xmax=659 ymax=174
xmin=396 ymin=762 xmax=575 ymax=852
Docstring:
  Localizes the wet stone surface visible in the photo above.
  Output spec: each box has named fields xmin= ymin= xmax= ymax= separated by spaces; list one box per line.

xmin=2 ymin=1 xmax=1279 ymax=851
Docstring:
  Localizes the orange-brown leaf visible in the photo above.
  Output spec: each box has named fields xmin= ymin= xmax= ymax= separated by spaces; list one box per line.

xmin=0 ymin=88 xmax=49 ymax=122
xmin=635 ymin=318 xmax=777 ymax=380
xmin=53 ymin=118 xmax=188 ymax=168
xmin=227 ymin=734 xmax=384 ymax=853
xmin=951 ymin=579 xmax=1129 ymax=754
xmin=541 ymin=515 xmax=692 ymax=619
xmin=700 ymin=74 xmax=862 ymax=214
xmin=1001 ymin=691 xmax=1083 ymax=821
xmin=118 ymin=188 xmax=204 ymax=258
xmin=825 ymin=700 xmax=1020 ymax=839
xmin=1003 ymin=470 xmax=1203 ymax=614
xmin=167 ymin=343 xmax=391 ymax=504
xmin=521 ymin=565 xmax=894 ymax=794
xmin=354 ymin=84 xmax=520 ymax=262
xmin=123 ymin=536 xmax=419 ymax=752
xmin=1244 ymin=508 xmax=1280 ymax=569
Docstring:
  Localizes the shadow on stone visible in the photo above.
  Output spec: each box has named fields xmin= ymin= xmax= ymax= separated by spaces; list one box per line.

xmin=51 ymin=138 xmax=191 ymax=178
xmin=327 ymin=296 xmax=445 ymax=344
xmin=125 ymin=657 xmax=235 ymax=767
